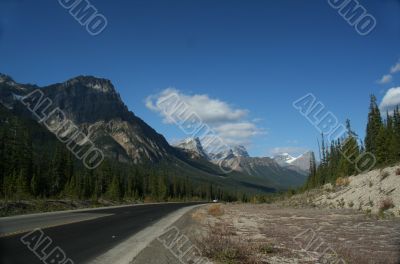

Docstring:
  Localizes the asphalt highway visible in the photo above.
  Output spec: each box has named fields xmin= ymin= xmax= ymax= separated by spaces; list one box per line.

xmin=0 ymin=202 xmax=203 ymax=264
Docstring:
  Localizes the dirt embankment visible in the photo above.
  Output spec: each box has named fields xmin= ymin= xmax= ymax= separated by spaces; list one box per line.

xmin=283 ymin=165 xmax=400 ymax=217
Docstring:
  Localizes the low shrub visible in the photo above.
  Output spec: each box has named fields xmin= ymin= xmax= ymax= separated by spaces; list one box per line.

xmin=365 ymin=208 xmax=372 ymax=215
xmin=208 ymin=204 xmax=224 ymax=217
xmin=368 ymin=180 xmax=373 ymax=188
xmin=198 ymin=223 xmax=262 ymax=264
xmin=380 ymin=171 xmax=390 ymax=181
xmin=379 ymin=197 xmax=395 ymax=212
xmin=336 ymin=177 xmax=350 ymax=187
xmin=337 ymin=198 xmax=345 ymax=208
xmin=259 ymin=243 xmax=276 ymax=254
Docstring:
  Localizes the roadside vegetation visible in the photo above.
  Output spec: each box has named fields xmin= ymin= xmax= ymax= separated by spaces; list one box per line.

xmin=198 ymin=204 xmax=279 ymax=264
xmin=304 ymin=95 xmax=400 ymax=191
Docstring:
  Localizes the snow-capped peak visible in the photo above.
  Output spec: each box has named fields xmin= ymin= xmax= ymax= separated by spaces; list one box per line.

xmin=232 ymin=145 xmax=250 ymax=158
xmin=208 ymin=145 xmax=250 ymax=160
xmin=273 ymin=153 xmax=296 ymax=165
xmin=273 ymin=151 xmax=313 ymax=173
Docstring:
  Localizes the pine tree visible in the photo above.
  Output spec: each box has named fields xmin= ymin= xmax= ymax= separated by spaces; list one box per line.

xmin=337 ymin=119 xmax=359 ymax=177
xmin=30 ymin=173 xmax=40 ymax=197
xmin=305 ymin=152 xmax=317 ymax=188
xmin=376 ymin=125 xmax=388 ymax=165
xmin=365 ymin=95 xmax=382 ymax=155
xmin=158 ymin=174 xmax=168 ymax=201
xmin=107 ymin=175 xmax=121 ymax=201
xmin=50 ymin=146 xmax=67 ymax=196
xmin=388 ymin=108 xmax=400 ymax=162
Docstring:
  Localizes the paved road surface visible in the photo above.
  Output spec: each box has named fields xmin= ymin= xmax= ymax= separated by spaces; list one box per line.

xmin=0 ymin=202 xmax=203 ymax=264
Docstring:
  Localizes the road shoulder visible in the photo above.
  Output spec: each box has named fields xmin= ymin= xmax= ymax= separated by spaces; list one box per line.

xmin=89 ymin=204 xmax=206 ymax=264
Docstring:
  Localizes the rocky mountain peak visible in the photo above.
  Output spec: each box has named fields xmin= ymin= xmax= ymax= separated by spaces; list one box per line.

xmin=40 ymin=76 xmax=131 ymax=124
xmin=173 ymin=137 xmax=209 ymax=159
xmin=232 ymin=145 xmax=250 ymax=157
xmin=273 ymin=153 xmax=296 ymax=165
xmin=62 ymin=75 xmax=117 ymax=94
xmin=0 ymin=73 xmax=17 ymax=86
xmin=208 ymin=145 xmax=250 ymax=162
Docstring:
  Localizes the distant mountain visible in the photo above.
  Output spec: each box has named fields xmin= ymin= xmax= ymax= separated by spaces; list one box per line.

xmin=208 ymin=144 xmax=249 ymax=160
xmin=273 ymin=151 xmax=313 ymax=175
xmin=289 ymin=151 xmax=313 ymax=172
xmin=273 ymin=153 xmax=297 ymax=166
xmin=232 ymin=145 xmax=250 ymax=157
xmin=234 ymin=156 xmax=308 ymax=189
xmin=207 ymin=143 xmax=307 ymax=189
xmin=173 ymin=137 xmax=209 ymax=159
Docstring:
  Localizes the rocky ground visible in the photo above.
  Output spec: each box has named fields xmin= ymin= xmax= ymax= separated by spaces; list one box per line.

xmin=131 ymin=165 xmax=400 ymax=264
xmin=190 ymin=203 xmax=400 ymax=264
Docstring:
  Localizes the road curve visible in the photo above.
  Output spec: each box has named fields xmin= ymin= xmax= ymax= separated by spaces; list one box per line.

xmin=0 ymin=202 xmax=204 ymax=264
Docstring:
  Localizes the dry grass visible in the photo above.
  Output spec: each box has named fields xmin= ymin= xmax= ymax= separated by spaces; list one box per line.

xmin=336 ymin=177 xmax=350 ymax=187
xmin=258 ymin=243 xmax=277 ymax=255
xmin=337 ymin=244 xmax=399 ymax=264
xmin=197 ymin=222 xmax=264 ymax=264
xmin=208 ymin=204 xmax=225 ymax=217
xmin=192 ymin=209 xmax=207 ymax=223
xmin=143 ymin=196 xmax=155 ymax=203
xmin=194 ymin=203 xmax=400 ymax=264
xmin=379 ymin=197 xmax=395 ymax=212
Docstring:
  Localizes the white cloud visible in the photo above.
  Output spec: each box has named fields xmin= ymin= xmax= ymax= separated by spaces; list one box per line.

xmin=390 ymin=62 xmax=400 ymax=74
xmin=378 ymin=60 xmax=400 ymax=85
xmin=286 ymin=139 xmax=299 ymax=144
xmin=214 ymin=122 xmax=264 ymax=145
xmin=145 ymin=88 xmax=263 ymax=146
xmin=379 ymin=87 xmax=400 ymax=113
xmin=377 ymin=74 xmax=393 ymax=84
xmin=146 ymin=88 xmax=248 ymax=124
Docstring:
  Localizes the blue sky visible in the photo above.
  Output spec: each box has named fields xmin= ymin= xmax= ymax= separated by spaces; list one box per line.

xmin=1 ymin=0 xmax=400 ymax=158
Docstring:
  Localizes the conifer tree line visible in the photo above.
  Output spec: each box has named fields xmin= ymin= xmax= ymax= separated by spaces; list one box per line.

xmin=0 ymin=106 xmax=240 ymax=202
xmin=305 ymin=95 xmax=400 ymax=189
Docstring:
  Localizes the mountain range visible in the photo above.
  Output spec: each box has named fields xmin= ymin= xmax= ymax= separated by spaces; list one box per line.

xmin=174 ymin=137 xmax=310 ymax=188
xmin=0 ymin=74 xmax=309 ymax=192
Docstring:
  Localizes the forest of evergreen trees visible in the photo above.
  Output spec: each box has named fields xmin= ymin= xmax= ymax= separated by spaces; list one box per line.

xmin=0 ymin=106 xmax=240 ymax=203
xmin=305 ymin=95 xmax=400 ymax=189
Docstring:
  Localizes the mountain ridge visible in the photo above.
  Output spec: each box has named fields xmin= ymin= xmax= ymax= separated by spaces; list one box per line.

xmin=175 ymin=137 xmax=309 ymax=189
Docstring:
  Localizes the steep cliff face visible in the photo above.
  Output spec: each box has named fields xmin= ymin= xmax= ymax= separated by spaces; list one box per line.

xmin=1 ymin=75 xmax=174 ymax=163
xmin=42 ymin=76 xmax=129 ymax=123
